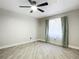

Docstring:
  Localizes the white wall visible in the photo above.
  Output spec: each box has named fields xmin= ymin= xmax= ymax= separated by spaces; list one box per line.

xmin=0 ymin=8 xmax=38 ymax=49
xmin=38 ymin=9 xmax=79 ymax=49
xmin=68 ymin=11 xmax=79 ymax=49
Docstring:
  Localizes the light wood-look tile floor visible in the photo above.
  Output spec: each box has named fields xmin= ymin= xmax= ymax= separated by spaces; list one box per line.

xmin=0 ymin=41 xmax=79 ymax=59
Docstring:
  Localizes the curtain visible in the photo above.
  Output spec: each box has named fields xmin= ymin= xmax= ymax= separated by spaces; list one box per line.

xmin=61 ymin=16 xmax=69 ymax=48
xmin=45 ymin=20 xmax=49 ymax=42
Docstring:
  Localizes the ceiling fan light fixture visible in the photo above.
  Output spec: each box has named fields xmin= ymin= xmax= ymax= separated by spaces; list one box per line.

xmin=31 ymin=5 xmax=37 ymax=11
xmin=19 ymin=0 xmax=48 ymax=13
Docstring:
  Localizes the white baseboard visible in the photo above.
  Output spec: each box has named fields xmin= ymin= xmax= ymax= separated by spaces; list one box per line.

xmin=69 ymin=45 xmax=79 ymax=50
xmin=37 ymin=39 xmax=45 ymax=42
xmin=0 ymin=40 xmax=37 ymax=49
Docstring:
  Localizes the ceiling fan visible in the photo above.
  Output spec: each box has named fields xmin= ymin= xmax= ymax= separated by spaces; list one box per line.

xmin=19 ymin=0 xmax=48 ymax=13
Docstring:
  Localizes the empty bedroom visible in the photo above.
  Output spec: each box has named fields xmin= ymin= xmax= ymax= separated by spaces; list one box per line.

xmin=0 ymin=0 xmax=79 ymax=59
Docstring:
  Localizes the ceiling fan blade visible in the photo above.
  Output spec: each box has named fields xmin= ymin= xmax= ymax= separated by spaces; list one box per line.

xmin=19 ymin=6 xmax=31 ymax=8
xmin=37 ymin=2 xmax=48 ymax=7
xmin=28 ymin=0 xmax=33 ymax=5
xmin=30 ymin=10 xmax=33 ymax=13
xmin=37 ymin=8 xmax=44 ymax=12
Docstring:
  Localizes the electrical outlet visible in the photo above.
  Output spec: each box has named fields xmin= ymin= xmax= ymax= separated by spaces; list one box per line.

xmin=30 ymin=37 xmax=32 ymax=40
xmin=54 ymin=38 xmax=56 ymax=40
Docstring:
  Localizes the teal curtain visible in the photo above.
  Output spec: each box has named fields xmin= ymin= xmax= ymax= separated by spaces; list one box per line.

xmin=45 ymin=20 xmax=49 ymax=42
xmin=61 ymin=16 xmax=69 ymax=48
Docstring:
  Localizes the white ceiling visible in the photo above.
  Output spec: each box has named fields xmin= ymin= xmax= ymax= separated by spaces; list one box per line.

xmin=0 ymin=0 xmax=79 ymax=18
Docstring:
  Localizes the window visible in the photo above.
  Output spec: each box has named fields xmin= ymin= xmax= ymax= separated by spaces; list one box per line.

xmin=48 ymin=18 xmax=62 ymax=40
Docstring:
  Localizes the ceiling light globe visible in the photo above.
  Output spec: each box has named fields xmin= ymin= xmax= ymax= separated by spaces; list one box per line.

xmin=31 ymin=6 xmax=37 ymax=11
